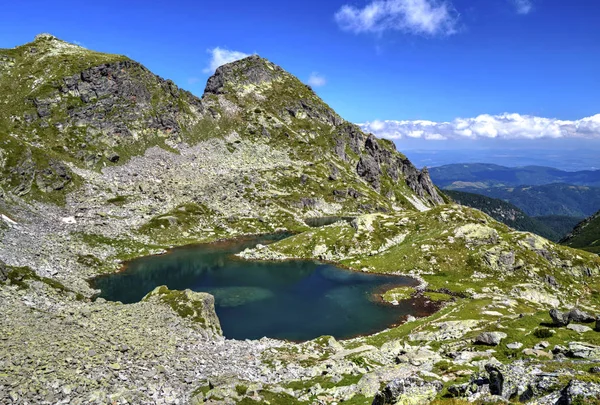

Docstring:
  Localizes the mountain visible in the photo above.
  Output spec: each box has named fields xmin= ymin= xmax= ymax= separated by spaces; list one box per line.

xmin=1 ymin=35 xmax=600 ymax=405
xmin=452 ymin=183 xmax=600 ymax=217
xmin=444 ymin=190 xmax=570 ymax=241
xmin=561 ymin=210 xmax=600 ymax=254
xmin=429 ymin=163 xmax=600 ymax=189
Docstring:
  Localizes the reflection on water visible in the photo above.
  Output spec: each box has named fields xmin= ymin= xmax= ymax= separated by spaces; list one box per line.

xmin=91 ymin=234 xmax=434 ymax=341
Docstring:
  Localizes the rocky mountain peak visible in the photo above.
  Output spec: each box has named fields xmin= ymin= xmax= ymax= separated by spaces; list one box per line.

xmin=34 ymin=33 xmax=58 ymax=42
xmin=204 ymin=55 xmax=286 ymax=96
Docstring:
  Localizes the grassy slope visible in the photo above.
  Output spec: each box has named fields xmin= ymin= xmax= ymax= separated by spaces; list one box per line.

xmin=257 ymin=205 xmax=600 ymax=314
xmin=445 ymin=190 xmax=561 ymax=240
xmin=561 ymin=210 xmax=600 ymax=254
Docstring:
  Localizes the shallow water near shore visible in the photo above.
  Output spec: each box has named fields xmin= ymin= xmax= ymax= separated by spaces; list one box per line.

xmin=91 ymin=234 xmax=435 ymax=341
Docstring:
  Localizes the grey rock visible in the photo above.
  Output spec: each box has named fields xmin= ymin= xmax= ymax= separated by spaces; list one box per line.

xmin=475 ymin=331 xmax=507 ymax=346
xmin=356 ymin=155 xmax=381 ymax=190
xmin=557 ymin=379 xmax=600 ymax=405
xmin=372 ymin=376 xmax=443 ymax=405
xmin=204 ymin=55 xmax=281 ymax=95
xmin=506 ymin=342 xmax=523 ymax=350
xmin=550 ymin=309 xmax=571 ymax=327
xmin=566 ymin=324 xmax=592 ymax=333
xmin=568 ymin=308 xmax=595 ymax=323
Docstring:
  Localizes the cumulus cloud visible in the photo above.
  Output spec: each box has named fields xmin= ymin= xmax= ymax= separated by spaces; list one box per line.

xmin=512 ymin=0 xmax=533 ymax=14
xmin=334 ymin=0 xmax=459 ymax=36
xmin=203 ymin=47 xmax=250 ymax=74
xmin=307 ymin=72 xmax=327 ymax=87
xmin=359 ymin=113 xmax=600 ymax=141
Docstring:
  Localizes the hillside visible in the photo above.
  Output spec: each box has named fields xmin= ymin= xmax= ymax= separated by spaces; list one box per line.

xmin=429 ymin=163 xmax=600 ymax=189
xmin=444 ymin=190 xmax=566 ymax=240
xmin=561 ymin=210 xmax=600 ymax=254
xmin=1 ymin=35 xmax=600 ymax=405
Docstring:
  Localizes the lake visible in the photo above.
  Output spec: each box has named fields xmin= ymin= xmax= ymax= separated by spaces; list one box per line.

xmin=91 ymin=234 xmax=434 ymax=341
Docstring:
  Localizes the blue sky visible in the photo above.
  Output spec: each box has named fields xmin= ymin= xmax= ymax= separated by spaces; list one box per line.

xmin=1 ymin=0 xmax=600 ymax=165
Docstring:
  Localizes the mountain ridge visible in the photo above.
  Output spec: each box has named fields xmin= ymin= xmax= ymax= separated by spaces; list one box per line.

xmin=429 ymin=163 xmax=600 ymax=189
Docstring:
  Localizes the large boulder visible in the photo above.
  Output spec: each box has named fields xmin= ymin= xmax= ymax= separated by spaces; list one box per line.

xmin=143 ymin=285 xmax=222 ymax=336
xmin=372 ymin=376 xmax=443 ymax=405
xmin=550 ymin=309 xmax=570 ymax=327
xmin=557 ymin=380 xmax=600 ymax=405
xmin=568 ymin=308 xmax=595 ymax=323
xmin=475 ymin=332 xmax=507 ymax=346
xmin=550 ymin=308 xmax=595 ymax=327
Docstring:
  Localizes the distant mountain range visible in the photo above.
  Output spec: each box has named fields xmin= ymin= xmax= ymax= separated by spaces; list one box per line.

xmin=445 ymin=190 xmax=582 ymax=241
xmin=429 ymin=163 xmax=600 ymax=189
xmin=431 ymin=163 xmax=600 ymax=243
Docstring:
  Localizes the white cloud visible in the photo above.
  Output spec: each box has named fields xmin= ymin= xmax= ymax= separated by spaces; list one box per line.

xmin=334 ymin=0 xmax=459 ymax=36
xmin=203 ymin=47 xmax=250 ymax=74
xmin=359 ymin=113 xmax=600 ymax=141
xmin=307 ymin=72 xmax=327 ymax=87
xmin=512 ymin=0 xmax=533 ymax=14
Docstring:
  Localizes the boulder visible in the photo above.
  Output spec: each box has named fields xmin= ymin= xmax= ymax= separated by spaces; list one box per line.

xmin=371 ymin=376 xmax=443 ymax=405
xmin=567 ymin=324 xmax=592 ymax=334
xmin=567 ymin=342 xmax=600 ymax=360
xmin=143 ymin=286 xmax=222 ymax=336
xmin=596 ymin=315 xmax=600 ymax=332
xmin=550 ymin=309 xmax=570 ymax=327
xmin=557 ymin=380 xmax=600 ymax=405
xmin=568 ymin=308 xmax=595 ymax=323
xmin=475 ymin=331 xmax=507 ymax=346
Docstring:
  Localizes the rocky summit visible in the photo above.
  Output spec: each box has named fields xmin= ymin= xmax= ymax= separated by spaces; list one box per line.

xmin=1 ymin=35 xmax=600 ymax=405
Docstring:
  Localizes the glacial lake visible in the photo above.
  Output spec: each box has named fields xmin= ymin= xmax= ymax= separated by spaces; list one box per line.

xmin=91 ymin=234 xmax=434 ymax=341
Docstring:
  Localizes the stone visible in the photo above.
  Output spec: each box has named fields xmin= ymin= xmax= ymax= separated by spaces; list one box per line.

xmin=550 ymin=309 xmax=570 ymax=327
xmin=506 ymin=342 xmax=523 ymax=350
xmin=568 ymin=308 xmax=595 ymax=323
xmin=567 ymin=324 xmax=592 ymax=333
xmin=106 ymin=151 xmax=120 ymax=163
xmin=596 ymin=315 xmax=600 ymax=332
xmin=567 ymin=342 xmax=600 ymax=359
xmin=557 ymin=379 xmax=600 ymax=405
xmin=143 ymin=286 xmax=222 ymax=336
xmin=371 ymin=376 xmax=443 ymax=405
xmin=356 ymin=155 xmax=381 ymax=190
xmin=523 ymin=349 xmax=553 ymax=359
xmin=475 ymin=331 xmax=507 ymax=346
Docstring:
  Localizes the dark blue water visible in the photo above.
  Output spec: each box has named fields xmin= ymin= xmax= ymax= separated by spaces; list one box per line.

xmin=91 ymin=234 xmax=432 ymax=341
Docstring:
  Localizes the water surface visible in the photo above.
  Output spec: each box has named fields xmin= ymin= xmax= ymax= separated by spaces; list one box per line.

xmin=91 ymin=234 xmax=433 ymax=341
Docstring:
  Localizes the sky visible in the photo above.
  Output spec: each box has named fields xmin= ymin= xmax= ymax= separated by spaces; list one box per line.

xmin=1 ymin=0 xmax=599 ymax=167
